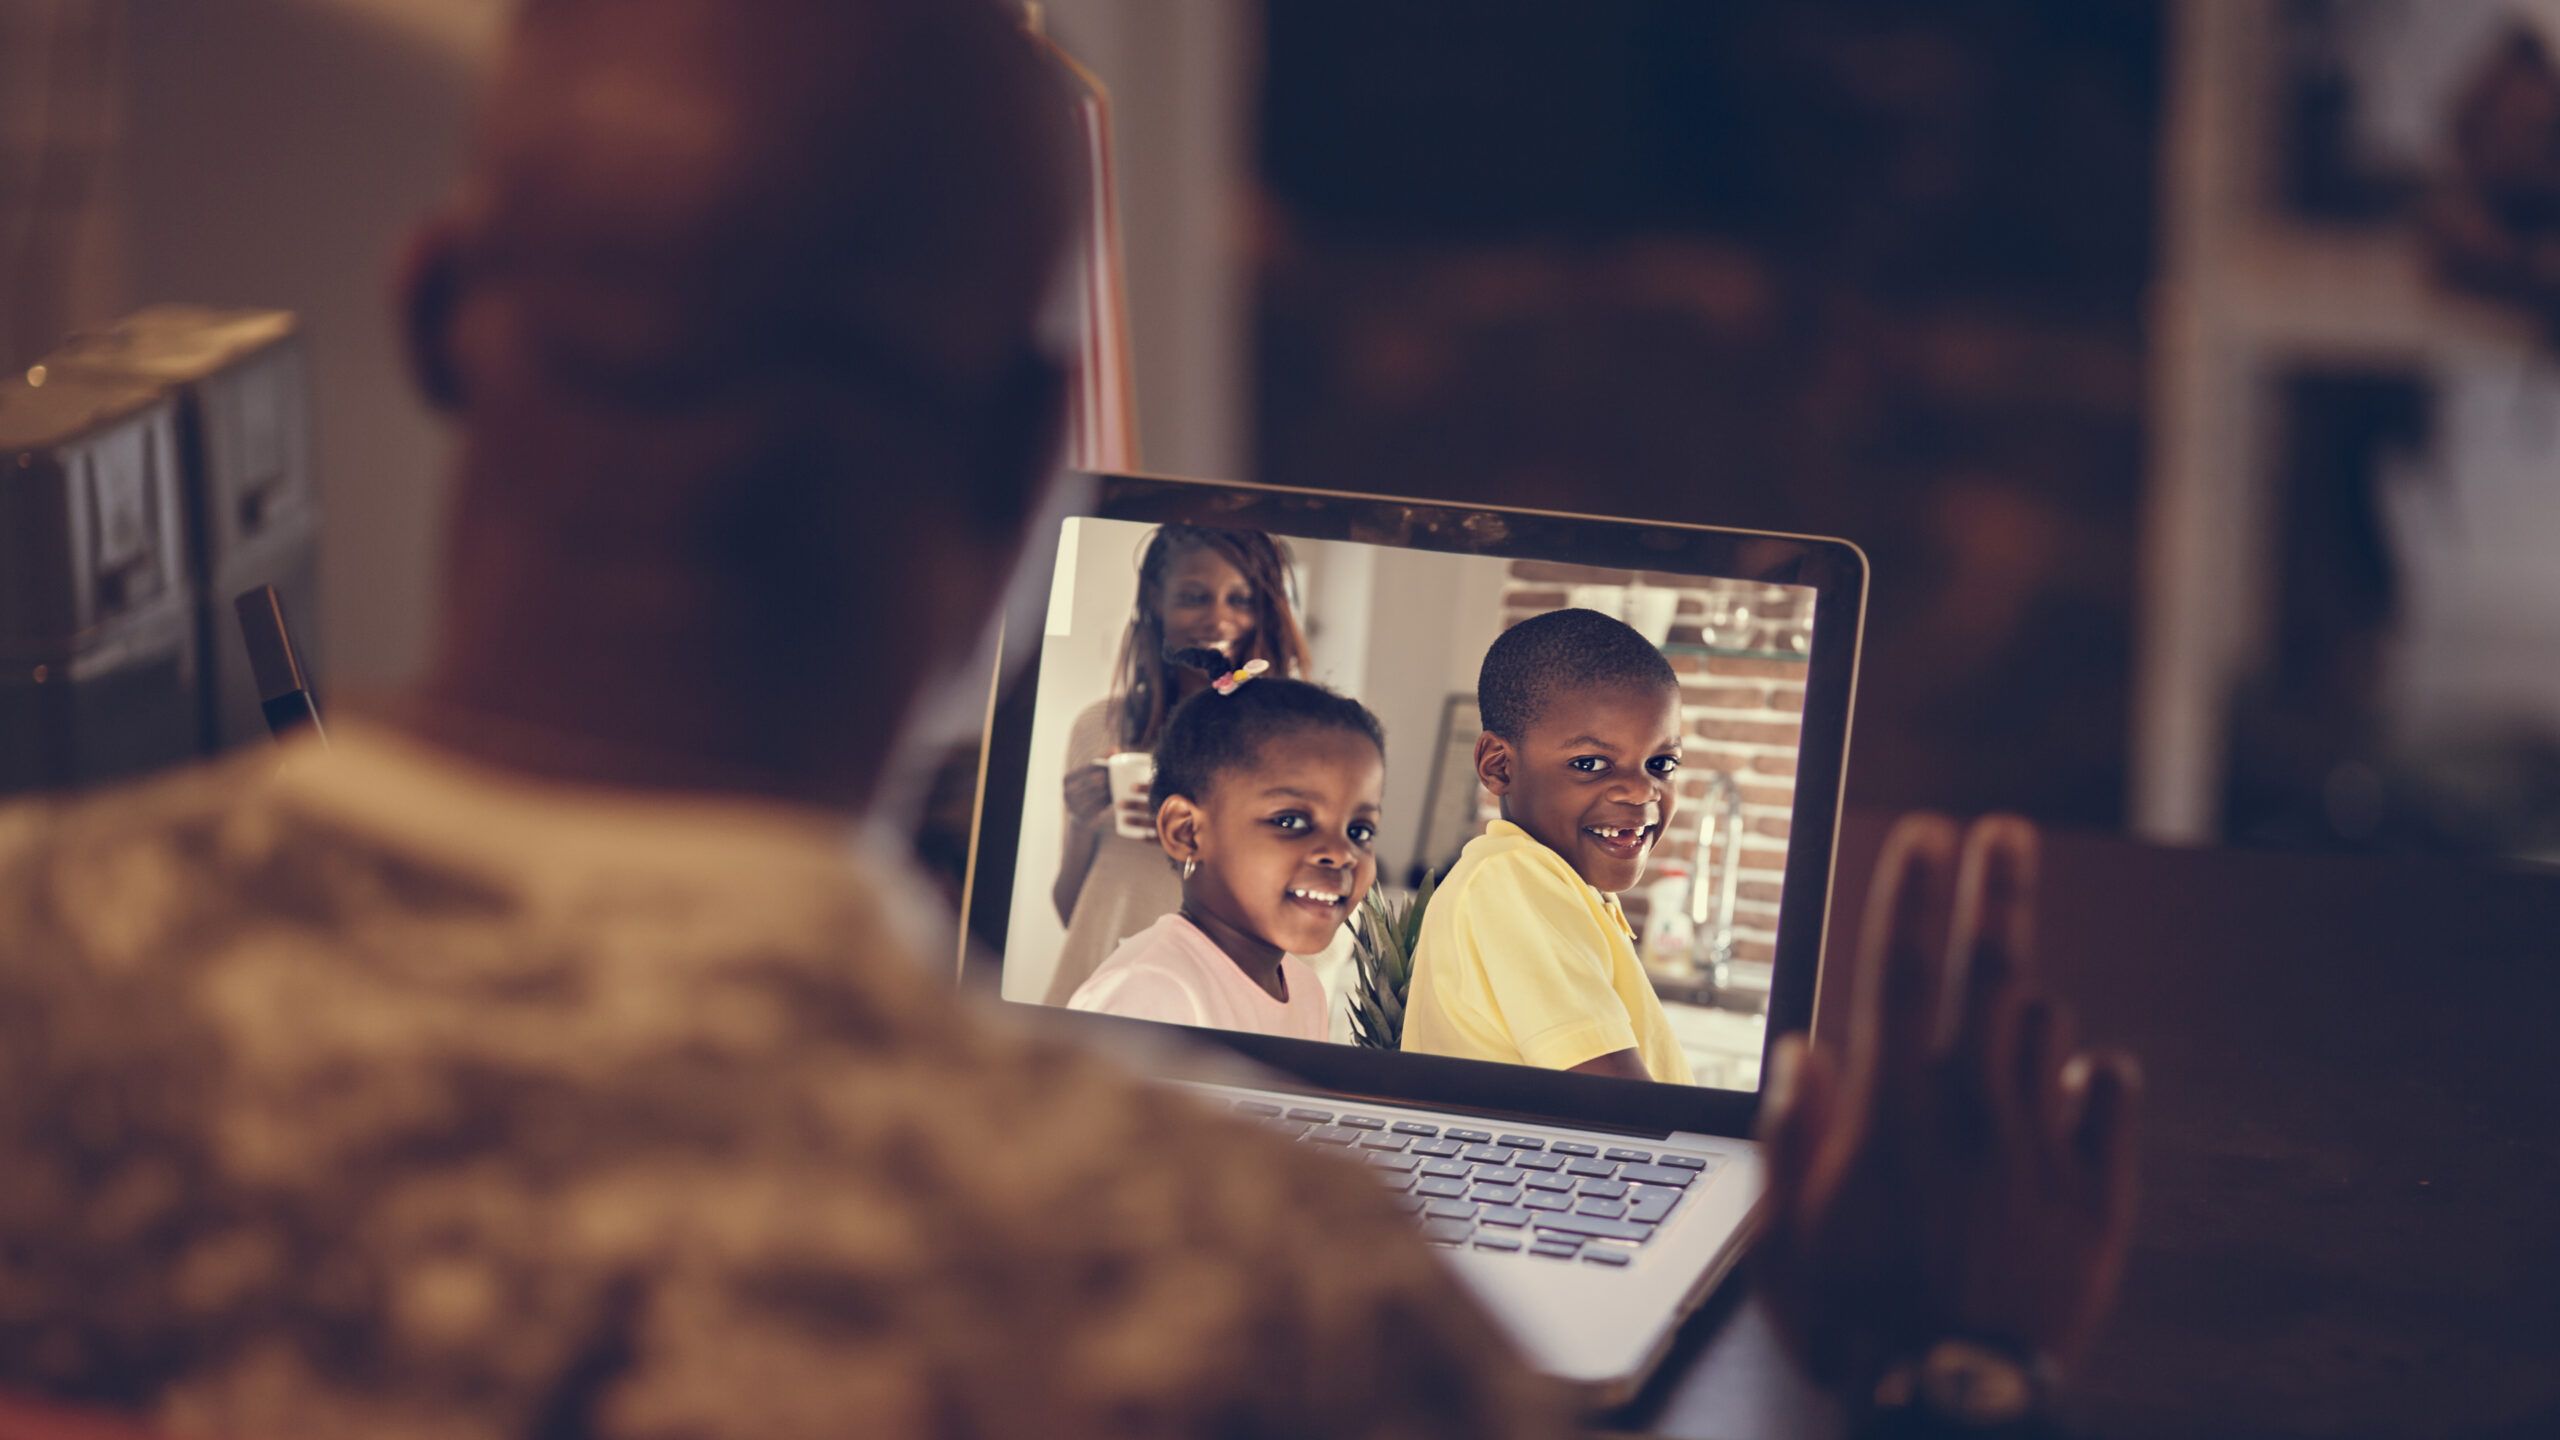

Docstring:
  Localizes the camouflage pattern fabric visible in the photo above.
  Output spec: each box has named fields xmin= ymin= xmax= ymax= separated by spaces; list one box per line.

xmin=0 ymin=724 xmax=1564 ymax=1440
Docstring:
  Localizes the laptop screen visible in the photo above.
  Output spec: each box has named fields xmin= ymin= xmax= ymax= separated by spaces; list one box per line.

xmin=967 ymin=475 xmax=1861 ymax=1129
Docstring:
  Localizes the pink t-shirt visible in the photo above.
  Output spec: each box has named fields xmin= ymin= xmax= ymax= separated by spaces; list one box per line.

xmin=1066 ymin=913 xmax=1332 ymax=1041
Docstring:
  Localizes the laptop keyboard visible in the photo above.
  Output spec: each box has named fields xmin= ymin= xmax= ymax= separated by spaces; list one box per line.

xmin=1226 ymin=1098 xmax=1718 ymax=1267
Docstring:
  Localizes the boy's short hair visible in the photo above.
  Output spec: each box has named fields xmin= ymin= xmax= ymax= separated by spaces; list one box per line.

xmin=1152 ymin=662 xmax=1386 ymax=805
xmin=1478 ymin=607 xmax=1680 ymax=740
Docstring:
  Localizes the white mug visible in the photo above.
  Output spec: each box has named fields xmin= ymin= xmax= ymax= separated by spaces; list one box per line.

xmin=1104 ymin=752 xmax=1156 ymax=840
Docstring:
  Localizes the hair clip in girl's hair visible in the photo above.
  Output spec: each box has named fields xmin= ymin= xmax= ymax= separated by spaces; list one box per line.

xmin=1211 ymin=658 xmax=1270 ymax=696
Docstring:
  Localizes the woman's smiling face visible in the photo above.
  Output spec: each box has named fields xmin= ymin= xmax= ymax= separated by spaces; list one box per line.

xmin=1156 ymin=547 xmax=1259 ymax=661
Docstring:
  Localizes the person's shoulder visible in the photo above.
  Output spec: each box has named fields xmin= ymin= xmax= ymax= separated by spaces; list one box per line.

xmin=1073 ymin=916 xmax=1212 ymax=1000
xmin=954 ymin=1018 xmax=1470 ymax=1273
xmin=875 ymin=1014 xmax=1558 ymax=1428
xmin=0 ymin=749 xmax=268 ymax=851
xmin=864 ymin=997 xmax=1430 ymax=1277
xmin=0 ymin=756 xmax=305 ymax=1165
xmin=1446 ymin=823 xmax=1587 ymax=906
xmin=0 ymin=752 xmax=278 ymax=932
xmin=1096 ymin=912 xmax=1204 ymax=968
xmin=922 ymin=937 xmax=1365 ymax=1216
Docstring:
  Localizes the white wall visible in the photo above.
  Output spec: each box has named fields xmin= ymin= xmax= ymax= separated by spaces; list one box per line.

xmin=1003 ymin=516 xmax=1155 ymax=1004
xmin=1040 ymin=0 xmax=1259 ymax=483
xmin=1351 ymin=547 xmax=1507 ymax=884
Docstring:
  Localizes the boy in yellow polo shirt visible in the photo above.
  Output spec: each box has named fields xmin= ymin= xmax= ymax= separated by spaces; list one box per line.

xmin=1401 ymin=608 xmax=1694 ymax=1084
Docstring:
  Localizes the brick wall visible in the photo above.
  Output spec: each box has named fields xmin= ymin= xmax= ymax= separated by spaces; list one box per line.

xmin=1483 ymin=561 xmax=1814 ymax=962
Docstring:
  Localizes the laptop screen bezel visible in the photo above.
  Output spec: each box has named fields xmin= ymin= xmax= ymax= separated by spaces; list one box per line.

xmin=961 ymin=471 xmax=1865 ymax=1140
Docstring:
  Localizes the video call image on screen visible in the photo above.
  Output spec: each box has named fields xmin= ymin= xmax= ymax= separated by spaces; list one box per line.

xmin=1002 ymin=518 xmax=1817 ymax=1092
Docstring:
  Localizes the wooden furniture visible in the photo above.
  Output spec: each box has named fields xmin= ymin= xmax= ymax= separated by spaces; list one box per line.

xmin=1605 ymin=811 xmax=2560 ymax=1438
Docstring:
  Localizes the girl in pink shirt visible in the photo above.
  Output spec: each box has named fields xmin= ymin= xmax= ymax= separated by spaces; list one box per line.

xmin=1069 ymin=655 xmax=1385 ymax=1041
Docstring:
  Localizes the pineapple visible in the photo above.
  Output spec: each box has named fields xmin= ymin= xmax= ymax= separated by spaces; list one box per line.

xmin=1348 ymin=867 xmax=1439 ymax=1051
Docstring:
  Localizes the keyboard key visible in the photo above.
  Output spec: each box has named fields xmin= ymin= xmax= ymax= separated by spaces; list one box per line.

xmin=1473 ymin=1166 xmax=1525 ymax=1186
xmin=1420 ymin=1159 xmax=1469 ymax=1179
xmin=1392 ymin=1192 xmax=1427 ymax=1213
xmin=1522 ymin=1192 xmax=1572 ymax=1213
xmin=1619 ymin=1163 xmax=1696 ymax=1188
xmin=1530 ymin=1240 xmax=1582 ymax=1259
xmin=1391 ymin=1121 xmax=1440 ymax=1137
xmin=1531 ymin=1210 xmax=1651 ymax=1244
xmin=1459 ymin=1145 xmax=1516 ymax=1166
xmin=1234 ymin=1100 xmax=1282 ymax=1117
xmin=1513 ymin=1151 xmax=1565 ymax=1172
xmin=1472 ymin=1185 xmax=1522 ymax=1206
xmin=1286 ymin=1107 xmax=1334 ymax=1124
xmin=1576 ymin=1198 xmax=1629 ymax=1219
xmin=1415 ymin=1176 xmax=1469 ymax=1199
xmin=1339 ymin=1115 xmax=1385 ymax=1131
xmin=1473 ymin=1233 xmax=1523 ymax=1252
xmin=1308 ymin=1126 xmax=1362 ymax=1146
xmin=1422 ymin=1198 xmax=1475 ymax=1221
xmin=1576 ymin=1178 xmax=1629 ymax=1200
xmin=1550 ymin=1141 xmax=1599 ymax=1157
xmin=1364 ymin=1151 xmax=1420 ymax=1173
xmin=1372 ymin=1170 xmax=1415 ymax=1193
xmin=1497 ymin=1134 xmax=1546 ymax=1151
xmin=1523 ymin=1173 xmax=1575 ymax=1193
xmin=1564 ymin=1158 xmax=1618 ymax=1179
xmin=1582 ymin=1246 xmax=1634 ymax=1268
xmin=1477 ymin=1205 xmax=1533 ymax=1228
xmin=1604 ymin=1147 xmax=1655 ymax=1164
xmin=1420 ymin=1218 xmax=1473 ymax=1245
xmin=1657 ymin=1153 xmax=1710 ymax=1171
xmin=1412 ymin=1138 xmax=1464 ymax=1158
xmin=1358 ymin=1134 xmax=1409 ymax=1154
xmin=1445 ymin=1128 xmax=1494 ymax=1144
xmin=1261 ymin=1121 xmax=1310 ymax=1141
xmin=1626 ymin=1188 xmax=1679 ymax=1225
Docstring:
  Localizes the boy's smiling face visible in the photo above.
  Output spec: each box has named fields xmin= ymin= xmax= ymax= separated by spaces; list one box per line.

xmin=1478 ymin=680 xmax=1684 ymax=894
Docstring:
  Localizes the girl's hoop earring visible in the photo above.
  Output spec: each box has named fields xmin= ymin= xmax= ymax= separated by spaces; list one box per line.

xmin=1180 ymin=856 xmax=1197 ymax=882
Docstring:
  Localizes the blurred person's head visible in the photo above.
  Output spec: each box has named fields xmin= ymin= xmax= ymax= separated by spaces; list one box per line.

xmin=1112 ymin=525 xmax=1313 ymax=750
xmin=396 ymin=0 xmax=1080 ymax=814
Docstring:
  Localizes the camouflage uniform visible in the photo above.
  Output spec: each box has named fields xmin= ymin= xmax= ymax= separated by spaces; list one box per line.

xmin=0 ymin=724 xmax=1565 ymax=1440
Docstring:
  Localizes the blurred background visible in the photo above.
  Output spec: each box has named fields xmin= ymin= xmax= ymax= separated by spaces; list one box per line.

xmin=8 ymin=0 xmax=2560 ymax=865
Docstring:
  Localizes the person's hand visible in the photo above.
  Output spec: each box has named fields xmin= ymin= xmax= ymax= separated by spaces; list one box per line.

xmin=1117 ymin=777 xmax=1153 ymax=837
xmin=1757 ymin=814 xmax=2141 ymax=1397
xmin=1063 ymin=760 xmax=1114 ymax=820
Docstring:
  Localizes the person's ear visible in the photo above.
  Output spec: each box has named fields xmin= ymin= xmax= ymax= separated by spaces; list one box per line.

xmin=395 ymin=214 xmax=470 ymax=412
xmin=1475 ymin=731 xmax=1515 ymax=797
xmin=1157 ymin=793 xmax=1203 ymax=865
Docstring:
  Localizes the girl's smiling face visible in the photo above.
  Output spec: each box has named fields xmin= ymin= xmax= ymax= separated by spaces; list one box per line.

xmin=1162 ymin=727 xmax=1384 ymax=958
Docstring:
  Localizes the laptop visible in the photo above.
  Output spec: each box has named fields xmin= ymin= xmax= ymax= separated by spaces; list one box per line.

xmin=959 ymin=471 xmax=1865 ymax=1405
